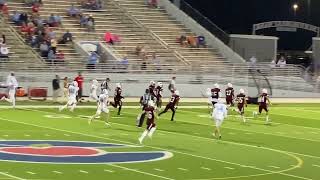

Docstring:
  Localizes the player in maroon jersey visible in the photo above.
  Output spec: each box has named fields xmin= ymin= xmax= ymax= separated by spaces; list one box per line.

xmin=255 ymin=89 xmax=272 ymax=124
xmin=138 ymin=100 xmax=157 ymax=144
xmin=155 ymin=82 xmax=163 ymax=109
xmin=236 ymin=89 xmax=247 ymax=123
xmin=158 ymin=90 xmax=180 ymax=121
xmin=211 ymin=83 xmax=221 ymax=106
xmin=225 ymin=83 xmax=235 ymax=106
xmin=110 ymin=83 xmax=124 ymax=115
xmin=149 ymin=81 xmax=156 ymax=98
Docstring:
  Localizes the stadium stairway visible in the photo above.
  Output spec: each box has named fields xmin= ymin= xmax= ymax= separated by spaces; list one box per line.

xmin=114 ymin=0 xmax=227 ymax=66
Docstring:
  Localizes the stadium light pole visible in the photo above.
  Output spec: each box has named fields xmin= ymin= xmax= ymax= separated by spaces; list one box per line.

xmin=293 ymin=3 xmax=299 ymax=17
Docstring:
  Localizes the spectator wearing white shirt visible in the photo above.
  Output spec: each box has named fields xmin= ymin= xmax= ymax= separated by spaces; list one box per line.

xmin=277 ymin=56 xmax=286 ymax=67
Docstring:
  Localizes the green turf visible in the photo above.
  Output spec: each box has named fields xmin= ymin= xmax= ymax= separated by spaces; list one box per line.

xmin=0 ymin=104 xmax=319 ymax=180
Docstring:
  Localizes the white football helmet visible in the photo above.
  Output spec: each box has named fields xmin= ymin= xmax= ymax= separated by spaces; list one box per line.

xmin=148 ymin=100 xmax=155 ymax=107
xmin=262 ymin=88 xmax=268 ymax=94
xmin=150 ymin=81 xmax=155 ymax=86
xmin=92 ymin=79 xmax=98 ymax=85
xmin=174 ymin=90 xmax=180 ymax=96
xmin=157 ymin=82 xmax=163 ymax=87
xmin=214 ymin=83 xmax=220 ymax=88
xmin=227 ymin=83 xmax=232 ymax=88
xmin=239 ymin=89 xmax=245 ymax=94
xmin=73 ymin=81 xmax=78 ymax=87
xmin=116 ymin=83 xmax=121 ymax=88
xmin=102 ymin=89 xmax=108 ymax=95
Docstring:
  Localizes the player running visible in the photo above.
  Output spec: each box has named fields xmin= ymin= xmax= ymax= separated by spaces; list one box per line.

xmin=211 ymin=83 xmax=221 ymax=107
xmin=110 ymin=83 xmax=124 ymax=115
xmin=59 ymin=81 xmax=79 ymax=112
xmin=89 ymin=79 xmax=99 ymax=102
xmin=212 ymin=100 xmax=228 ymax=139
xmin=236 ymin=89 xmax=247 ymax=123
xmin=225 ymin=83 xmax=235 ymax=107
xmin=158 ymin=90 xmax=180 ymax=121
xmin=138 ymin=100 xmax=157 ymax=144
xmin=155 ymin=82 xmax=163 ymax=109
xmin=254 ymin=89 xmax=272 ymax=124
xmin=88 ymin=89 xmax=111 ymax=126
xmin=149 ymin=81 xmax=156 ymax=98
xmin=0 ymin=72 xmax=18 ymax=108
xmin=137 ymin=89 xmax=154 ymax=127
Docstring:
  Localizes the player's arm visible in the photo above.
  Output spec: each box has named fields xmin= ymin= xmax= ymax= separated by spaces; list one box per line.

xmin=244 ymin=96 xmax=248 ymax=107
xmin=266 ymin=97 xmax=272 ymax=105
xmin=175 ymin=98 xmax=180 ymax=109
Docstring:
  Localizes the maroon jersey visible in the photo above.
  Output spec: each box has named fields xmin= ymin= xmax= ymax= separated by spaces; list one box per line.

xmin=155 ymin=86 xmax=163 ymax=98
xmin=236 ymin=93 xmax=246 ymax=106
xmin=145 ymin=106 xmax=156 ymax=129
xmin=169 ymin=94 xmax=180 ymax=106
xmin=114 ymin=87 xmax=122 ymax=98
xmin=258 ymin=93 xmax=269 ymax=105
xmin=149 ymin=85 xmax=156 ymax=97
xmin=211 ymin=88 xmax=220 ymax=99
xmin=225 ymin=87 xmax=234 ymax=99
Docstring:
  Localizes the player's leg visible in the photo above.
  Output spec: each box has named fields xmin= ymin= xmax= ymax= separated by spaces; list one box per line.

xmin=110 ymin=98 xmax=117 ymax=108
xmin=104 ymin=109 xmax=111 ymax=126
xmin=265 ymin=106 xmax=270 ymax=124
xmin=117 ymin=100 xmax=122 ymax=115
xmin=59 ymin=98 xmax=71 ymax=111
xmin=139 ymin=123 xmax=151 ymax=144
xmin=148 ymin=123 xmax=156 ymax=139
xmin=69 ymin=100 xmax=77 ymax=112
xmin=138 ymin=112 xmax=146 ymax=127
xmin=158 ymin=104 xmax=169 ymax=116
xmin=89 ymin=108 xmax=101 ymax=124
xmin=214 ymin=118 xmax=222 ymax=139
xmin=240 ymin=105 xmax=246 ymax=123
xmin=170 ymin=106 xmax=176 ymax=121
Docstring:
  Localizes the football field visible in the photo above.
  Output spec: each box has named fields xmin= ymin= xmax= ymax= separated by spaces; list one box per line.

xmin=0 ymin=103 xmax=319 ymax=180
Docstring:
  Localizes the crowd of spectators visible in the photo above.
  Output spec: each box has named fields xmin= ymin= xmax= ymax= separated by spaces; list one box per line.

xmin=80 ymin=0 xmax=103 ymax=10
xmin=178 ymin=35 xmax=206 ymax=48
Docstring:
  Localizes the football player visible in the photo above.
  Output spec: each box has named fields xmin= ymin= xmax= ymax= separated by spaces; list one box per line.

xmin=236 ymin=89 xmax=247 ymax=123
xmin=149 ymin=81 xmax=156 ymax=98
xmin=110 ymin=83 xmax=124 ymax=115
xmin=59 ymin=81 xmax=79 ymax=112
xmin=101 ymin=77 xmax=111 ymax=92
xmin=0 ymin=72 xmax=18 ymax=108
xmin=211 ymin=83 xmax=221 ymax=106
xmin=89 ymin=79 xmax=99 ymax=102
xmin=137 ymin=89 xmax=154 ymax=127
xmin=225 ymin=83 xmax=235 ymax=107
xmin=254 ymin=89 xmax=272 ymax=124
xmin=158 ymin=90 xmax=180 ymax=121
xmin=212 ymin=100 xmax=228 ymax=139
xmin=138 ymin=100 xmax=157 ymax=144
xmin=155 ymin=82 xmax=163 ymax=109
xmin=89 ymin=89 xmax=110 ymax=126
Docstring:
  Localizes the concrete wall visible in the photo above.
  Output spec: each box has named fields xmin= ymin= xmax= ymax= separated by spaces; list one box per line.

xmin=313 ymin=37 xmax=320 ymax=75
xmin=158 ymin=0 xmax=246 ymax=63
xmin=229 ymin=34 xmax=278 ymax=62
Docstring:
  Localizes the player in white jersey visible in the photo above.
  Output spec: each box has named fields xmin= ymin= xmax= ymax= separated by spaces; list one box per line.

xmin=89 ymin=79 xmax=99 ymax=102
xmin=59 ymin=81 xmax=79 ymax=112
xmin=0 ymin=72 xmax=18 ymax=108
xmin=212 ymin=100 xmax=228 ymax=139
xmin=89 ymin=89 xmax=110 ymax=126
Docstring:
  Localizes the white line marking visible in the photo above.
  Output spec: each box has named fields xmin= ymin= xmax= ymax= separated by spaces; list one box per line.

xmin=26 ymin=171 xmax=36 ymax=175
xmin=224 ymin=167 xmax=235 ymax=170
xmin=63 ymin=134 xmax=70 ymax=136
xmin=45 ymin=134 xmax=51 ymax=136
xmin=3 ymin=135 xmax=8 ymax=137
xmin=120 ymin=133 xmax=129 ymax=136
xmin=177 ymin=168 xmax=188 ymax=171
xmin=79 ymin=170 xmax=88 ymax=174
xmin=0 ymin=172 xmax=26 ymax=180
xmin=268 ymin=166 xmax=281 ymax=169
xmin=52 ymin=171 xmax=62 ymax=174
xmin=154 ymin=168 xmax=165 ymax=172
xmin=201 ymin=167 xmax=211 ymax=171
xmin=103 ymin=169 xmax=114 ymax=173
xmin=312 ymin=164 xmax=320 ymax=168
xmin=24 ymin=134 xmax=30 ymax=137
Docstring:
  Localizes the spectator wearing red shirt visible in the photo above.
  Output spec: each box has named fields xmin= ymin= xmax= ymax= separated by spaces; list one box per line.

xmin=32 ymin=3 xmax=40 ymax=13
xmin=74 ymin=72 xmax=84 ymax=102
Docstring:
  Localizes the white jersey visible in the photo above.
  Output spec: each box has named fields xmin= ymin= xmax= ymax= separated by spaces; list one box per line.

xmin=90 ymin=83 xmax=98 ymax=100
xmin=97 ymin=93 xmax=109 ymax=114
xmin=68 ymin=85 xmax=79 ymax=99
xmin=6 ymin=75 xmax=18 ymax=91
xmin=212 ymin=103 xmax=228 ymax=120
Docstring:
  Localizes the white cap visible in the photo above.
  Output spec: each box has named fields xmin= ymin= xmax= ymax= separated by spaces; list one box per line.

xmin=262 ymin=88 xmax=268 ymax=94
xmin=239 ymin=89 xmax=245 ymax=94
xmin=73 ymin=81 xmax=78 ymax=87
xmin=102 ymin=89 xmax=108 ymax=95
xmin=214 ymin=83 xmax=220 ymax=88
xmin=174 ymin=90 xmax=180 ymax=96
xmin=116 ymin=83 xmax=121 ymax=88
xmin=227 ymin=83 xmax=232 ymax=88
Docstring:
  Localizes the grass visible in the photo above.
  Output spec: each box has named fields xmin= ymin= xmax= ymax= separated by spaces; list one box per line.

xmin=0 ymin=103 xmax=319 ymax=180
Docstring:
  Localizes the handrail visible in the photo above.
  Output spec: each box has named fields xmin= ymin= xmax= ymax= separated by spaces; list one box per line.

xmin=108 ymin=0 xmax=190 ymax=65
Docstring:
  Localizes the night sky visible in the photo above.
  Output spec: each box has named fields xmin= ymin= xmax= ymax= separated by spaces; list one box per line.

xmin=184 ymin=0 xmax=320 ymax=51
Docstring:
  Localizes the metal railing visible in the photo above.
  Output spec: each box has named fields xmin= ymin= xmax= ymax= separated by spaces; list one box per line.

xmin=179 ymin=0 xmax=230 ymax=45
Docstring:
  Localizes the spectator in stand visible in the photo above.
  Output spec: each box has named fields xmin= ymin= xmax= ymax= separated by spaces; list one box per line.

xmin=120 ymin=56 xmax=128 ymax=70
xmin=277 ymin=56 xmax=286 ymax=67
xmin=39 ymin=41 xmax=49 ymax=57
xmin=74 ymin=72 xmax=84 ymax=102
xmin=187 ymin=36 xmax=197 ymax=48
xmin=48 ymin=14 xmax=61 ymax=27
xmin=79 ymin=14 xmax=88 ymax=28
xmin=87 ymin=51 xmax=99 ymax=69
xmin=0 ymin=0 xmax=6 ymax=8
xmin=67 ymin=4 xmax=80 ymax=17
xmin=197 ymin=35 xmax=206 ymax=47
xmin=1 ymin=34 xmax=6 ymax=44
xmin=19 ymin=12 xmax=28 ymax=25
xmin=56 ymin=50 xmax=65 ymax=63
xmin=32 ymin=3 xmax=40 ymax=14
xmin=47 ymin=49 xmax=55 ymax=63
xmin=87 ymin=14 xmax=95 ymax=32
xmin=151 ymin=52 xmax=160 ymax=71
xmin=50 ymin=38 xmax=57 ymax=53
xmin=58 ymin=30 xmax=73 ymax=44
xmin=135 ymin=45 xmax=142 ymax=55
xmin=1 ymin=3 xmax=8 ymax=17
xmin=30 ymin=34 xmax=39 ymax=47
xmin=0 ymin=43 xmax=9 ymax=59
xmin=179 ymin=35 xmax=188 ymax=47
xmin=52 ymin=74 xmax=61 ymax=103
xmin=104 ymin=32 xmax=114 ymax=45
xmin=149 ymin=0 xmax=158 ymax=8
xmin=48 ymin=28 xmax=56 ymax=40
xmin=270 ymin=59 xmax=276 ymax=68
xmin=11 ymin=11 xmax=21 ymax=25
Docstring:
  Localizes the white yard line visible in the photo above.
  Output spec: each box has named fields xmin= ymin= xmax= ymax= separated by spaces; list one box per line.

xmin=26 ymin=172 xmax=36 ymax=175
xmin=312 ymin=164 xmax=320 ymax=168
xmin=177 ymin=168 xmax=188 ymax=171
xmin=269 ymin=166 xmax=281 ymax=169
xmin=200 ymin=167 xmax=211 ymax=171
xmin=52 ymin=171 xmax=62 ymax=174
xmin=154 ymin=168 xmax=165 ymax=172
xmin=79 ymin=170 xmax=88 ymax=174
xmin=0 ymin=172 xmax=25 ymax=180
xmin=103 ymin=169 xmax=114 ymax=173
